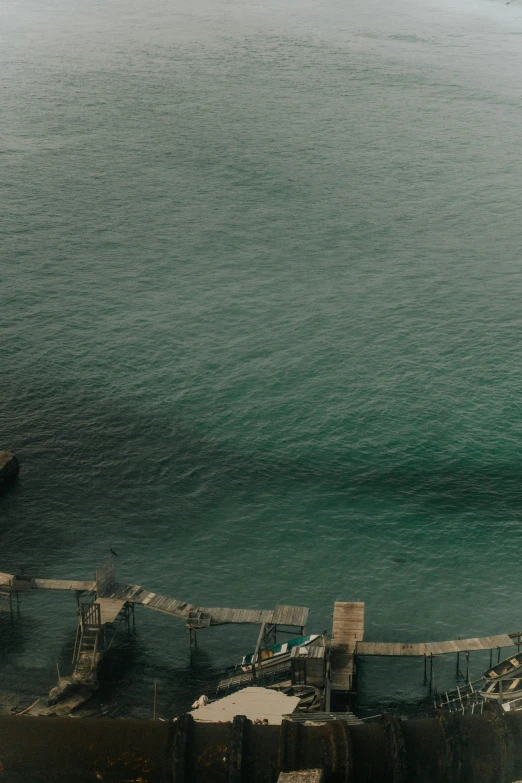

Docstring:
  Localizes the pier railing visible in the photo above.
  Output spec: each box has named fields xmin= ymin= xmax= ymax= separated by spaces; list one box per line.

xmin=80 ymin=600 xmax=101 ymax=629
xmin=435 ymin=678 xmax=485 ymax=714
xmin=217 ymin=657 xmax=292 ymax=696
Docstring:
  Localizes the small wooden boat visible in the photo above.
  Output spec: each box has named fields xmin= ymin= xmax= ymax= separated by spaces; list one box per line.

xmin=480 ymin=650 xmax=522 ymax=702
xmin=480 ymin=677 xmax=522 ymax=701
xmin=240 ymin=634 xmax=321 ymax=672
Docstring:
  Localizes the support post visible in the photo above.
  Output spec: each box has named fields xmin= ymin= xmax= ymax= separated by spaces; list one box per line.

xmin=252 ymin=622 xmax=267 ymax=681
xmin=499 ymin=679 xmax=503 ymax=705
xmin=456 ymin=651 xmax=460 ymax=677
xmin=465 ymin=651 xmax=470 ymax=684
xmin=498 ymin=647 xmax=502 ymax=664
xmin=429 ymin=654 xmax=433 ymax=691
xmin=132 ymin=602 xmax=135 ymax=629
xmin=153 ymin=681 xmax=157 ymax=720
xmin=424 ymin=655 xmax=427 ymax=685
xmin=490 ymin=649 xmax=493 ymax=668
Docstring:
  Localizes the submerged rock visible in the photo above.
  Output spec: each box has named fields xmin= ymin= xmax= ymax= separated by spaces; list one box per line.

xmin=0 ymin=451 xmax=20 ymax=494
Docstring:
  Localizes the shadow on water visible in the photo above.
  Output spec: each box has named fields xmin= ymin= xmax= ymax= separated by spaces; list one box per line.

xmin=73 ymin=630 xmax=221 ymax=719
xmin=1 ymin=385 xmax=522 ymax=530
xmin=0 ymin=613 xmax=31 ymax=665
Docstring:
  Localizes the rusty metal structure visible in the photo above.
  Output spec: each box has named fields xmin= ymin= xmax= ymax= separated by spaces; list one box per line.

xmin=1 ymin=706 xmax=522 ymax=782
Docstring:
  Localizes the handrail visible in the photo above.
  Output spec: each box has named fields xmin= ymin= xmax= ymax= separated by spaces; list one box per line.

xmin=72 ymin=622 xmax=81 ymax=665
xmin=91 ymin=631 xmax=98 ymax=668
xmin=80 ymin=600 xmax=101 ymax=629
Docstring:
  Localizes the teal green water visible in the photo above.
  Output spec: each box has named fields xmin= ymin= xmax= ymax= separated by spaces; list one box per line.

xmin=2 ymin=0 xmax=522 ymax=717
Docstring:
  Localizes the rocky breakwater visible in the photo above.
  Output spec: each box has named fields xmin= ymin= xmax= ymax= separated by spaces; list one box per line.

xmin=0 ymin=451 xmax=20 ymax=494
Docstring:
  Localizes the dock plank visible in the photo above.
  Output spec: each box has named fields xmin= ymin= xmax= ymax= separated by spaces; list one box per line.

xmin=97 ymin=598 xmax=126 ymax=625
xmin=330 ymin=602 xmax=365 ymax=692
xmin=34 ymin=578 xmax=95 ymax=592
xmin=358 ymin=634 xmax=514 ymax=657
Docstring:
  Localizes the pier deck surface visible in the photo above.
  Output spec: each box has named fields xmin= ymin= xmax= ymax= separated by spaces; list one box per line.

xmin=1 ymin=569 xmax=308 ymax=629
xmin=97 ymin=598 xmax=126 ymax=625
xmin=357 ymin=634 xmax=514 ymax=657
xmin=330 ymin=601 xmax=365 ymax=692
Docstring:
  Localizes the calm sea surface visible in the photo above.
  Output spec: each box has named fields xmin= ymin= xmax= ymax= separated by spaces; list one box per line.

xmin=2 ymin=0 xmax=522 ymax=718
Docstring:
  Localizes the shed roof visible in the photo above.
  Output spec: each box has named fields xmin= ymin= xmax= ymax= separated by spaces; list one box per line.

xmin=190 ymin=687 xmax=300 ymax=725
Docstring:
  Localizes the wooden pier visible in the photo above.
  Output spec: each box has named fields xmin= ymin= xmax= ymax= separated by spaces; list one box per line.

xmin=327 ymin=602 xmax=365 ymax=708
xmin=5 ymin=560 xmax=522 ymax=716
xmin=356 ymin=635 xmax=514 ymax=657
xmin=0 ymin=565 xmax=308 ymax=632
xmin=0 ymin=560 xmax=309 ymax=704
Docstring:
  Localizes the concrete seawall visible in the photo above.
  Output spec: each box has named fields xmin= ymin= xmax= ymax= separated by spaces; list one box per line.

xmin=0 ymin=708 xmax=521 ymax=782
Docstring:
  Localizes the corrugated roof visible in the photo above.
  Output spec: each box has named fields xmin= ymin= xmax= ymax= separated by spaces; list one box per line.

xmin=290 ymin=646 xmax=325 ymax=659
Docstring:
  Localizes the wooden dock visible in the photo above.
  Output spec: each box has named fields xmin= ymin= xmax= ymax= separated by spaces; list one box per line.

xmin=0 ymin=560 xmax=310 ymax=696
xmin=356 ymin=634 xmax=514 ymax=657
xmin=0 ymin=567 xmax=308 ymax=631
xmin=329 ymin=602 xmax=365 ymax=695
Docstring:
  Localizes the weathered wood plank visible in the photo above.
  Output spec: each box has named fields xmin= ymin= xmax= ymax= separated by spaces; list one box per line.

xmin=359 ymin=634 xmax=514 ymax=657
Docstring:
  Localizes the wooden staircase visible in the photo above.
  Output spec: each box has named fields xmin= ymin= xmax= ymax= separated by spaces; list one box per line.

xmin=72 ymin=601 xmax=103 ymax=680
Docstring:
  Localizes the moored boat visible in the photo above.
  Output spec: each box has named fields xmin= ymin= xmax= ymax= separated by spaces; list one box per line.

xmin=480 ymin=677 xmax=522 ymax=702
xmin=240 ymin=633 xmax=321 ymax=672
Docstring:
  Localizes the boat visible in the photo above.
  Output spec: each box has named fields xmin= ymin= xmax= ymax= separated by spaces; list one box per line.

xmin=240 ymin=634 xmax=322 ymax=672
xmin=480 ymin=650 xmax=522 ymax=702
xmin=480 ymin=677 xmax=522 ymax=701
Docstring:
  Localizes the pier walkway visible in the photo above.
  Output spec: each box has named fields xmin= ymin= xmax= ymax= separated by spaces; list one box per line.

xmin=0 ymin=567 xmax=308 ymax=631
xmin=329 ymin=601 xmax=365 ymax=696
xmin=357 ymin=634 xmax=515 ymax=657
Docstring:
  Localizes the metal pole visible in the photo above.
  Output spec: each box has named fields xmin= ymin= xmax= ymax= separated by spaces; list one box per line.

xmin=56 ymin=663 xmax=61 ymax=684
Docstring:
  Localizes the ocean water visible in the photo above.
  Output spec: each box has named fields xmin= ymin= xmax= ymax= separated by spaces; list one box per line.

xmin=2 ymin=0 xmax=522 ymax=718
